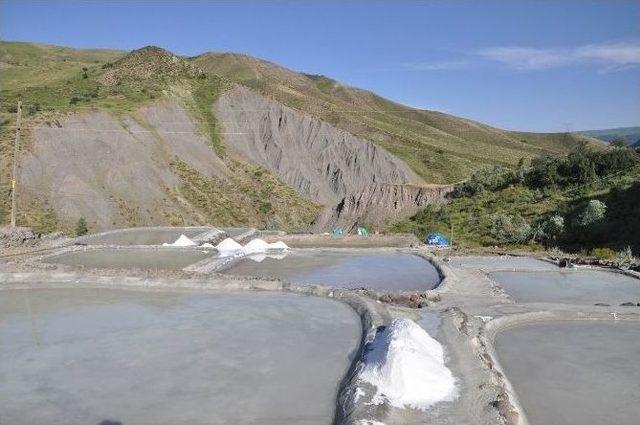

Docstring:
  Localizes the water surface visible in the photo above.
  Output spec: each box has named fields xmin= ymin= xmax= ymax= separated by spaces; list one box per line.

xmin=449 ymin=256 xmax=557 ymax=270
xmin=224 ymin=250 xmax=441 ymax=291
xmin=490 ymin=270 xmax=640 ymax=305
xmin=495 ymin=322 xmax=640 ymax=425
xmin=0 ymin=287 xmax=360 ymax=425
xmin=43 ymin=247 xmax=214 ymax=270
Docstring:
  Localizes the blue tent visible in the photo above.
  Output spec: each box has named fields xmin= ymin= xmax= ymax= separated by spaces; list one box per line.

xmin=425 ymin=232 xmax=449 ymax=246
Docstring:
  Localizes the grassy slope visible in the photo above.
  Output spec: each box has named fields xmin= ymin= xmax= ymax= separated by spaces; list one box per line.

xmin=0 ymin=41 xmax=317 ymax=230
xmin=393 ymin=164 xmax=640 ymax=254
xmin=192 ymin=52 xmax=600 ymax=184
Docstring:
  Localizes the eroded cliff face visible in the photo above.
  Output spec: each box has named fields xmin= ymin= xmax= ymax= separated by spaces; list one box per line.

xmin=19 ymin=102 xmax=227 ymax=229
xmin=216 ymin=86 xmax=451 ymax=229
xmin=17 ymin=100 xmax=317 ymax=231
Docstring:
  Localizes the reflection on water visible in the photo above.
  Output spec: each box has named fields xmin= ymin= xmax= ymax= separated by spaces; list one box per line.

xmin=226 ymin=250 xmax=441 ymax=291
xmin=0 ymin=287 xmax=360 ymax=425
xmin=496 ymin=322 xmax=640 ymax=425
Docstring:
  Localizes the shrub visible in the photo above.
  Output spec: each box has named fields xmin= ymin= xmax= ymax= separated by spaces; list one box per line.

xmin=577 ymin=200 xmax=607 ymax=227
xmin=615 ymin=246 xmax=637 ymax=265
xmin=75 ymin=217 xmax=88 ymax=236
xmin=589 ymin=247 xmax=615 ymax=260
xmin=453 ymin=165 xmax=516 ymax=197
xmin=490 ymin=213 xmax=532 ymax=244
xmin=537 ymin=215 xmax=565 ymax=243
xmin=27 ymin=102 xmax=40 ymax=115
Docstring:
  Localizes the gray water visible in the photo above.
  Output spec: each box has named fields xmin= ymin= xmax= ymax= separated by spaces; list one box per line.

xmin=43 ymin=247 xmax=214 ymax=270
xmin=449 ymin=256 xmax=557 ymax=270
xmin=490 ymin=270 xmax=640 ymax=305
xmin=0 ymin=287 xmax=361 ymax=425
xmin=495 ymin=322 xmax=640 ymax=425
xmin=224 ymin=250 xmax=441 ymax=291
xmin=81 ymin=228 xmax=208 ymax=246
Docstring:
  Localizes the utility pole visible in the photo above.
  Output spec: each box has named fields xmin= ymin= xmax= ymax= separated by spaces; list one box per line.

xmin=10 ymin=101 xmax=22 ymax=227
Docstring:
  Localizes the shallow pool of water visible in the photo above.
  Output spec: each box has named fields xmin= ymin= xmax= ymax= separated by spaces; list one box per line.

xmin=224 ymin=250 xmax=441 ymax=291
xmin=449 ymin=256 xmax=557 ymax=270
xmin=495 ymin=322 xmax=640 ymax=425
xmin=0 ymin=287 xmax=360 ymax=425
xmin=81 ymin=227 xmax=208 ymax=246
xmin=43 ymin=247 xmax=215 ymax=270
xmin=490 ymin=270 xmax=640 ymax=305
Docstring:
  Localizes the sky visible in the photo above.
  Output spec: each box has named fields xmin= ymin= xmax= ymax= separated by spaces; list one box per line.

xmin=2 ymin=0 xmax=639 ymax=132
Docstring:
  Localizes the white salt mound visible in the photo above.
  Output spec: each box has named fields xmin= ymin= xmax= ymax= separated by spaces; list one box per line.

xmin=243 ymin=238 xmax=270 ymax=254
xmin=216 ymin=238 xmax=243 ymax=252
xmin=267 ymin=240 xmax=289 ymax=250
xmin=200 ymin=243 xmax=214 ymax=248
xmin=167 ymin=234 xmax=196 ymax=247
xmin=359 ymin=318 xmax=457 ymax=410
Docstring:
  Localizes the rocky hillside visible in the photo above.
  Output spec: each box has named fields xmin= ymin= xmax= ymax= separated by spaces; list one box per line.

xmin=0 ymin=41 xmax=599 ymax=233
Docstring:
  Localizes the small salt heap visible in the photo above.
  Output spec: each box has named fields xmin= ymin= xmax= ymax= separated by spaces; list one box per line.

xmin=215 ymin=237 xmax=244 ymax=255
xmin=243 ymin=238 xmax=271 ymax=254
xmin=162 ymin=234 xmax=196 ymax=247
xmin=267 ymin=241 xmax=290 ymax=250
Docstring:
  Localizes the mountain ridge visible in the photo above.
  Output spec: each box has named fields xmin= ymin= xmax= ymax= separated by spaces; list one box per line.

xmin=0 ymin=41 xmax=602 ymax=232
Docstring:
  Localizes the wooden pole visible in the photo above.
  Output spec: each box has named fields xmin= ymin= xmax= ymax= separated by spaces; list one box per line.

xmin=10 ymin=101 xmax=22 ymax=227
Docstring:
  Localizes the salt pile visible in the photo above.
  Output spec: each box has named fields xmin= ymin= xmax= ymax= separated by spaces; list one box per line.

xmin=359 ymin=318 xmax=457 ymax=410
xmin=267 ymin=240 xmax=289 ymax=250
xmin=215 ymin=237 xmax=243 ymax=253
xmin=162 ymin=234 xmax=196 ymax=247
xmin=243 ymin=238 xmax=271 ymax=254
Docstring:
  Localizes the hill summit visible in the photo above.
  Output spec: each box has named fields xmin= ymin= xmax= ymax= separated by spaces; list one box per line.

xmin=98 ymin=45 xmax=203 ymax=85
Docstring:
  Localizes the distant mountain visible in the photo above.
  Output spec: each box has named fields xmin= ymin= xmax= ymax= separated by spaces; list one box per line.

xmin=578 ymin=127 xmax=640 ymax=145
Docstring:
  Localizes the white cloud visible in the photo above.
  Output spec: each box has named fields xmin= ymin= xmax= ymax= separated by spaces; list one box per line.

xmin=476 ymin=41 xmax=640 ymax=71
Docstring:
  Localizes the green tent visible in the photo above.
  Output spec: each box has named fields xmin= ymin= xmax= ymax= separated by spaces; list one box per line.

xmin=357 ymin=226 xmax=369 ymax=236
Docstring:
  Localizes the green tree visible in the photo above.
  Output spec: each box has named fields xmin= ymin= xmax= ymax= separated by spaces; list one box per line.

xmin=75 ymin=217 xmax=88 ymax=236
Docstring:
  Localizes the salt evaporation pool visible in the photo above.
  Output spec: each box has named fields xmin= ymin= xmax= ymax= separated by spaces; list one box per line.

xmin=43 ymin=247 xmax=214 ymax=270
xmin=495 ymin=322 xmax=640 ymax=425
xmin=489 ymin=269 xmax=640 ymax=305
xmin=449 ymin=256 xmax=557 ymax=270
xmin=80 ymin=227 xmax=209 ymax=246
xmin=0 ymin=287 xmax=361 ymax=425
xmin=224 ymin=250 xmax=441 ymax=291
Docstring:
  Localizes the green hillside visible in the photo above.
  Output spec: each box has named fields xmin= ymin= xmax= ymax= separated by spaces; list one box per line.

xmin=192 ymin=52 xmax=600 ymax=183
xmin=578 ymin=126 xmax=640 ymax=146
xmin=2 ymin=41 xmax=599 ymax=186
xmin=394 ymin=145 xmax=640 ymax=255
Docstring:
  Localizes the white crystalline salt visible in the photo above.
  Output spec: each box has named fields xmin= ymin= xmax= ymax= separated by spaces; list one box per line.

xmin=359 ymin=318 xmax=457 ymax=411
xmin=242 ymin=238 xmax=270 ymax=253
xmin=200 ymin=243 xmax=214 ymax=248
xmin=168 ymin=234 xmax=196 ymax=247
xmin=216 ymin=238 xmax=243 ymax=253
xmin=267 ymin=241 xmax=289 ymax=250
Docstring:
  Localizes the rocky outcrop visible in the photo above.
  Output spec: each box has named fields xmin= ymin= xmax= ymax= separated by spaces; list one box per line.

xmin=216 ymin=85 xmax=451 ymax=229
